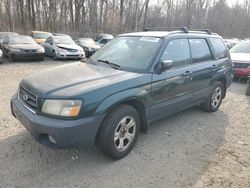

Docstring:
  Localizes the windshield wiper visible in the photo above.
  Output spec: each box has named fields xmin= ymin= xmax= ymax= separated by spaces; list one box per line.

xmin=97 ymin=59 xmax=122 ymax=70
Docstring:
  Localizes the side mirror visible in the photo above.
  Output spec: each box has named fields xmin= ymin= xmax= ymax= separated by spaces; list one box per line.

xmin=50 ymin=42 xmax=53 ymax=45
xmin=156 ymin=60 xmax=173 ymax=73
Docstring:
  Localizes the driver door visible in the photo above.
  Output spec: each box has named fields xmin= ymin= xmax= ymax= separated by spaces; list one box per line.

xmin=150 ymin=38 xmax=194 ymax=121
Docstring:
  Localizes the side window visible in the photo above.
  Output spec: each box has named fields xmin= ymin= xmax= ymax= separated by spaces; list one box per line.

xmin=161 ymin=39 xmax=191 ymax=68
xmin=210 ymin=38 xmax=228 ymax=59
xmin=189 ymin=39 xmax=212 ymax=63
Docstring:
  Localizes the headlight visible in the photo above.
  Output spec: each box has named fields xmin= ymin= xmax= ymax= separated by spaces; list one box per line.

xmin=58 ymin=48 xmax=67 ymax=53
xmin=42 ymin=99 xmax=82 ymax=117
xmin=37 ymin=48 xmax=45 ymax=53
xmin=10 ymin=48 xmax=21 ymax=52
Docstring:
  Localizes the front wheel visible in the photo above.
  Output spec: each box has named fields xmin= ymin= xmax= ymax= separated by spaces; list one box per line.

xmin=201 ymin=81 xmax=225 ymax=112
xmin=98 ymin=105 xmax=140 ymax=159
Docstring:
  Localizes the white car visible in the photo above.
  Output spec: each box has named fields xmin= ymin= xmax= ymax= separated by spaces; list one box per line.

xmin=0 ymin=49 xmax=3 ymax=64
xmin=42 ymin=36 xmax=85 ymax=60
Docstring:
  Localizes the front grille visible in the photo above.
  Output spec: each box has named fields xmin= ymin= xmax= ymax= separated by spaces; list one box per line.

xmin=67 ymin=49 xmax=78 ymax=52
xmin=18 ymin=86 xmax=37 ymax=112
xmin=233 ymin=62 xmax=250 ymax=69
xmin=23 ymin=49 xmax=37 ymax=53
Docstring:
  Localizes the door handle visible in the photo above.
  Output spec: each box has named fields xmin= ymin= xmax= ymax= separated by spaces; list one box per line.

xmin=183 ymin=71 xmax=192 ymax=76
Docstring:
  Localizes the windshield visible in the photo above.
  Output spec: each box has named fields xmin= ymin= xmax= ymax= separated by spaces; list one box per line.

xmin=33 ymin=33 xmax=52 ymax=39
xmin=9 ymin=36 xmax=36 ymax=44
xmin=90 ymin=36 xmax=162 ymax=72
xmin=230 ymin=41 xmax=250 ymax=53
xmin=79 ymin=38 xmax=96 ymax=45
xmin=54 ymin=37 xmax=75 ymax=45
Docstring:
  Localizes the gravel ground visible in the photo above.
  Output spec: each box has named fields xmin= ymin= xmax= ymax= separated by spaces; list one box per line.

xmin=0 ymin=58 xmax=249 ymax=188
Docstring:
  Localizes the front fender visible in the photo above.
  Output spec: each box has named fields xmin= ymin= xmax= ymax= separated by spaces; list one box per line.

xmin=94 ymin=87 xmax=151 ymax=115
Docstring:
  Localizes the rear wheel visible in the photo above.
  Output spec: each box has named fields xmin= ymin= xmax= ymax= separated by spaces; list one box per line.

xmin=201 ymin=81 xmax=225 ymax=112
xmin=98 ymin=105 xmax=140 ymax=159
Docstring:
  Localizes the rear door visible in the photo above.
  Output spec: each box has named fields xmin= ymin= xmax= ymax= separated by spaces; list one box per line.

xmin=186 ymin=38 xmax=215 ymax=103
xmin=150 ymin=38 xmax=194 ymax=121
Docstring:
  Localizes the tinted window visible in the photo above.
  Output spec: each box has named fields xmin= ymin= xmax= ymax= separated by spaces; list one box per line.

xmin=161 ymin=39 xmax=190 ymax=68
xmin=189 ymin=39 xmax=212 ymax=63
xmin=210 ymin=38 xmax=227 ymax=59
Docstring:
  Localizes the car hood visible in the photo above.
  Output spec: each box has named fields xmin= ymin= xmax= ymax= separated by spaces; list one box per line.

xmin=9 ymin=44 xmax=42 ymax=50
xmin=56 ymin=44 xmax=82 ymax=50
xmin=230 ymin=53 xmax=250 ymax=63
xmin=21 ymin=62 xmax=145 ymax=98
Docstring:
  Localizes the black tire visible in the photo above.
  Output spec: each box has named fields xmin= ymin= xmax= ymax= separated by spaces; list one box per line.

xmin=98 ymin=104 xmax=140 ymax=159
xmin=8 ymin=53 xmax=14 ymax=62
xmin=53 ymin=52 xmax=57 ymax=60
xmin=201 ymin=81 xmax=225 ymax=112
xmin=246 ymin=80 xmax=250 ymax=96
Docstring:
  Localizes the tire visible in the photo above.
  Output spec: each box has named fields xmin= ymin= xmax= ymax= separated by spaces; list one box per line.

xmin=98 ymin=104 xmax=140 ymax=159
xmin=8 ymin=53 xmax=14 ymax=62
xmin=53 ymin=52 xmax=57 ymax=60
xmin=246 ymin=79 xmax=250 ymax=96
xmin=201 ymin=81 xmax=225 ymax=112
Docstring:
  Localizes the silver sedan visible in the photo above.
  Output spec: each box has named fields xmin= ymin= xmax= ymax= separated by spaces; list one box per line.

xmin=42 ymin=36 xmax=85 ymax=60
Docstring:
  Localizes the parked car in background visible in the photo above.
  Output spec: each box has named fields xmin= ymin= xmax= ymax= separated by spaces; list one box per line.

xmin=52 ymin=33 xmax=70 ymax=37
xmin=0 ymin=49 xmax=3 ymax=64
xmin=1 ymin=35 xmax=45 ymax=61
xmin=75 ymin=38 xmax=101 ymax=57
xmin=230 ymin=41 xmax=250 ymax=78
xmin=0 ymin=32 xmax=19 ymax=49
xmin=42 ymin=36 xmax=85 ymax=60
xmin=11 ymin=28 xmax=233 ymax=159
xmin=30 ymin=31 xmax=52 ymax=44
xmin=95 ymin=34 xmax=113 ymax=46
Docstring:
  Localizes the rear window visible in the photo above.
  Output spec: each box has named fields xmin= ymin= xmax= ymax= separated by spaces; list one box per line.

xmin=210 ymin=38 xmax=228 ymax=59
xmin=189 ymin=39 xmax=212 ymax=63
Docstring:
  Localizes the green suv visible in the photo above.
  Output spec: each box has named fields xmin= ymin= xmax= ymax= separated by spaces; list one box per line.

xmin=11 ymin=28 xmax=233 ymax=159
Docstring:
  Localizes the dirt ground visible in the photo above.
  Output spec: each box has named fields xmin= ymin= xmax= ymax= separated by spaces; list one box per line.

xmin=0 ymin=59 xmax=249 ymax=188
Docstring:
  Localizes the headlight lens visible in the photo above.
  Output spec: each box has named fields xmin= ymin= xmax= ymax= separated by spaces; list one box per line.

xmin=58 ymin=48 xmax=67 ymax=53
xmin=10 ymin=48 xmax=21 ymax=52
xmin=37 ymin=48 xmax=45 ymax=53
xmin=42 ymin=99 xmax=82 ymax=117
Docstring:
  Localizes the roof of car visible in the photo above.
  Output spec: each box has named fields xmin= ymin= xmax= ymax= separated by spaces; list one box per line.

xmin=31 ymin=31 xmax=51 ymax=34
xmin=119 ymin=30 xmax=219 ymax=38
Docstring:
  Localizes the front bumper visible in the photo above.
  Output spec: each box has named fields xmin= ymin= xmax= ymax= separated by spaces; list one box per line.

xmin=56 ymin=51 xmax=85 ymax=59
xmin=233 ymin=68 xmax=250 ymax=77
xmin=11 ymin=52 xmax=44 ymax=60
xmin=10 ymin=94 xmax=105 ymax=148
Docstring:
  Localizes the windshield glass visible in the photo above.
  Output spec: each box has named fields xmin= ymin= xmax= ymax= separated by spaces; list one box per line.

xmin=9 ymin=36 xmax=36 ymax=44
xmin=230 ymin=41 xmax=250 ymax=53
xmin=90 ymin=36 xmax=162 ymax=72
xmin=79 ymin=38 xmax=96 ymax=45
xmin=33 ymin=33 xmax=52 ymax=39
xmin=54 ymin=36 xmax=75 ymax=45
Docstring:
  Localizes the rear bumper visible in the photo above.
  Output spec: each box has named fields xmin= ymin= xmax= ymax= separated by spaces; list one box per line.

xmin=11 ymin=94 xmax=105 ymax=149
xmin=233 ymin=68 xmax=250 ymax=77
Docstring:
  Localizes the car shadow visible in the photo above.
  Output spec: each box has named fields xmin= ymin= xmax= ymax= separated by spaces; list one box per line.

xmin=0 ymin=106 xmax=228 ymax=187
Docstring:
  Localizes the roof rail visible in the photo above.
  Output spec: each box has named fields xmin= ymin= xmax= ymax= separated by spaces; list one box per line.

xmin=192 ymin=29 xmax=212 ymax=35
xmin=143 ymin=27 xmax=189 ymax=33
xmin=143 ymin=27 xmax=215 ymax=35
